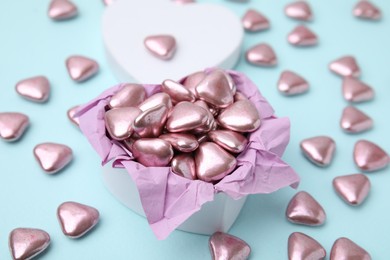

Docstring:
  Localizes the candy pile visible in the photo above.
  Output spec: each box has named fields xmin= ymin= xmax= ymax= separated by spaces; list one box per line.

xmin=104 ymin=70 xmax=261 ymax=182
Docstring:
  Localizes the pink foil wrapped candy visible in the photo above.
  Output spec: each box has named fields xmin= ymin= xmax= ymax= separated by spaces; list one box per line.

xmin=76 ymin=69 xmax=299 ymax=240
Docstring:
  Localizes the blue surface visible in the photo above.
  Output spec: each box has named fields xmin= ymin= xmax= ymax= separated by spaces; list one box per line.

xmin=0 ymin=0 xmax=389 ymax=259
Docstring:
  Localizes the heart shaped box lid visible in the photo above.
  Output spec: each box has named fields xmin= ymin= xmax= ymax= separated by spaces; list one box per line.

xmin=76 ymin=69 xmax=300 ymax=239
xmin=102 ymin=0 xmax=243 ymax=83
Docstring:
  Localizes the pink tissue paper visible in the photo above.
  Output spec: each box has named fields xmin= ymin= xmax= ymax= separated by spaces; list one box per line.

xmin=76 ymin=69 xmax=300 ymax=240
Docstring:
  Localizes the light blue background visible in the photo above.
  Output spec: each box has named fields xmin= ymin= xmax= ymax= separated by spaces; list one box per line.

xmin=0 ymin=0 xmax=389 ymax=259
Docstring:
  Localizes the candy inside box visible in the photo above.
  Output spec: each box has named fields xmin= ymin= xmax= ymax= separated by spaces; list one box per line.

xmin=77 ymin=69 xmax=300 ymax=240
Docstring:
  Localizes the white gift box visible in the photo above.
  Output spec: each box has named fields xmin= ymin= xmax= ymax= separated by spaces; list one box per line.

xmin=102 ymin=162 xmax=247 ymax=235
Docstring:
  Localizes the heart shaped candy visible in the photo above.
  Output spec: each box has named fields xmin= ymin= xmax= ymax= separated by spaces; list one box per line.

xmin=241 ymin=9 xmax=270 ymax=32
xmin=329 ymin=56 xmax=360 ymax=78
xmin=354 ymin=1 xmax=381 ymax=20
xmin=246 ymin=43 xmax=277 ymax=67
xmin=287 ymin=25 xmax=318 ymax=46
xmin=132 ymin=138 xmax=174 ymax=167
xmin=133 ymin=104 xmax=169 ymax=137
xmin=160 ymin=133 xmax=199 ymax=152
xmin=9 ymin=228 xmax=51 ymax=260
xmin=195 ymin=142 xmax=237 ymax=182
xmin=138 ymin=93 xmax=172 ymax=112
xmin=209 ymin=232 xmax=251 ymax=260
xmin=285 ymin=1 xmax=313 ymax=21
xmin=144 ymin=35 xmax=177 ymax=60
xmin=277 ymin=70 xmax=309 ymax=95
xmin=102 ymin=0 xmax=243 ymax=83
xmin=48 ymin=0 xmax=78 ymax=20
xmin=57 ymin=201 xmax=100 ymax=238
xmin=0 ymin=112 xmax=29 ymax=141
xmin=333 ymin=174 xmax=370 ymax=206
xmin=171 ymin=154 xmax=197 ymax=180
xmin=109 ymin=84 xmax=146 ymax=109
xmin=286 ymin=191 xmax=326 ymax=226
xmin=181 ymin=71 xmax=206 ymax=95
xmin=66 ymin=55 xmax=99 ymax=82
xmin=15 ymin=76 xmax=50 ymax=103
xmin=208 ymin=130 xmax=248 ymax=153
xmin=340 ymin=106 xmax=372 ymax=133
xmin=195 ymin=70 xmax=234 ymax=108
xmin=67 ymin=106 xmax=80 ymax=127
xmin=166 ymin=102 xmax=209 ymax=132
xmin=300 ymin=136 xmax=336 ymax=167
xmin=162 ymin=79 xmax=196 ymax=103
xmin=353 ymin=140 xmax=389 ymax=172
xmin=34 ymin=142 xmax=73 ymax=174
xmin=342 ymin=77 xmax=374 ymax=103
xmin=105 ymin=107 xmax=141 ymax=140
xmin=288 ymin=232 xmax=326 ymax=260
xmin=330 ymin=238 xmax=371 ymax=260
xmin=217 ymin=100 xmax=261 ymax=132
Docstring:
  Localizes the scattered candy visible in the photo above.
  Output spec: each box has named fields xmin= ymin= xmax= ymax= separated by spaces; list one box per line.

xmin=354 ymin=140 xmax=389 ymax=172
xmin=277 ymin=70 xmax=309 ymax=95
xmin=287 ymin=25 xmax=317 ymax=46
xmin=132 ymin=138 xmax=174 ymax=167
xmin=144 ymin=35 xmax=176 ymax=60
xmin=109 ymin=84 xmax=146 ymax=109
xmin=218 ymin=100 xmax=261 ymax=132
xmin=48 ymin=0 xmax=78 ymax=20
xmin=342 ymin=77 xmax=374 ymax=103
xmin=15 ymin=76 xmax=50 ymax=103
xmin=353 ymin=0 xmax=381 ymax=20
xmin=333 ymin=174 xmax=370 ymax=206
xmin=330 ymin=237 xmax=371 ymax=260
xmin=241 ymin=9 xmax=270 ymax=32
xmin=286 ymin=191 xmax=326 ymax=226
xmin=57 ymin=201 xmax=100 ymax=238
xmin=0 ymin=112 xmax=29 ymax=141
xmin=209 ymin=232 xmax=251 ymax=260
xmin=67 ymin=106 xmax=80 ymax=127
xmin=134 ymin=104 xmax=169 ymax=137
xmin=340 ymin=106 xmax=372 ymax=133
xmin=9 ymin=228 xmax=50 ymax=260
xmin=66 ymin=55 xmax=99 ymax=82
xmin=196 ymin=70 xmax=234 ymax=108
xmin=288 ymin=232 xmax=326 ymax=260
xmin=171 ymin=154 xmax=197 ymax=180
xmin=245 ymin=43 xmax=277 ymax=67
xmin=104 ymin=107 xmax=141 ymax=140
xmin=285 ymin=1 xmax=312 ymax=21
xmin=162 ymin=79 xmax=196 ymax=103
xmin=208 ymin=130 xmax=248 ymax=153
xmin=195 ymin=142 xmax=237 ymax=182
xmin=182 ymin=71 xmax=207 ymax=96
xmin=160 ymin=133 xmax=199 ymax=152
xmin=329 ymin=56 xmax=360 ymax=78
xmin=300 ymin=136 xmax=336 ymax=167
xmin=33 ymin=142 xmax=73 ymax=174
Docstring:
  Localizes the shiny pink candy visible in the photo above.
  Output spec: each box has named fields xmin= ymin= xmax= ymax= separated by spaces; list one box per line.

xmin=0 ymin=112 xmax=29 ymax=141
xmin=109 ymin=84 xmax=146 ymax=109
xmin=34 ymin=142 xmax=73 ymax=174
xmin=330 ymin=238 xmax=371 ymax=260
xmin=329 ymin=56 xmax=360 ymax=78
xmin=9 ymin=228 xmax=51 ymax=260
xmin=278 ymin=70 xmax=309 ymax=95
xmin=242 ymin=9 xmax=270 ymax=32
xmin=285 ymin=1 xmax=312 ymax=21
xmin=246 ymin=43 xmax=277 ymax=67
xmin=144 ymin=35 xmax=176 ymax=60
xmin=138 ymin=92 xmax=172 ymax=112
xmin=342 ymin=77 xmax=374 ymax=103
xmin=134 ymin=104 xmax=169 ymax=137
xmin=104 ymin=107 xmax=141 ymax=140
xmin=340 ymin=106 xmax=372 ymax=133
xmin=208 ymin=130 xmax=248 ymax=153
xmin=218 ymin=100 xmax=261 ymax=132
xmin=15 ymin=76 xmax=50 ymax=103
xmin=160 ymin=133 xmax=199 ymax=152
xmin=171 ymin=154 xmax=197 ymax=180
xmin=333 ymin=174 xmax=370 ymax=206
xmin=48 ymin=0 xmax=78 ymax=20
xmin=195 ymin=70 xmax=235 ymax=108
xmin=132 ymin=138 xmax=174 ymax=167
xmin=288 ymin=25 xmax=318 ymax=46
xmin=286 ymin=191 xmax=326 ymax=226
xmin=288 ymin=232 xmax=326 ymax=260
xmin=209 ymin=232 xmax=251 ymax=260
xmin=300 ymin=136 xmax=336 ymax=167
xmin=66 ymin=55 xmax=99 ymax=82
xmin=162 ymin=79 xmax=196 ymax=103
xmin=354 ymin=1 xmax=381 ymax=20
xmin=67 ymin=106 xmax=80 ymax=127
xmin=195 ymin=142 xmax=237 ymax=182
xmin=166 ymin=101 xmax=209 ymax=132
xmin=354 ymin=140 xmax=389 ymax=172
xmin=57 ymin=201 xmax=100 ymax=238
xmin=182 ymin=71 xmax=206 ymax=96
